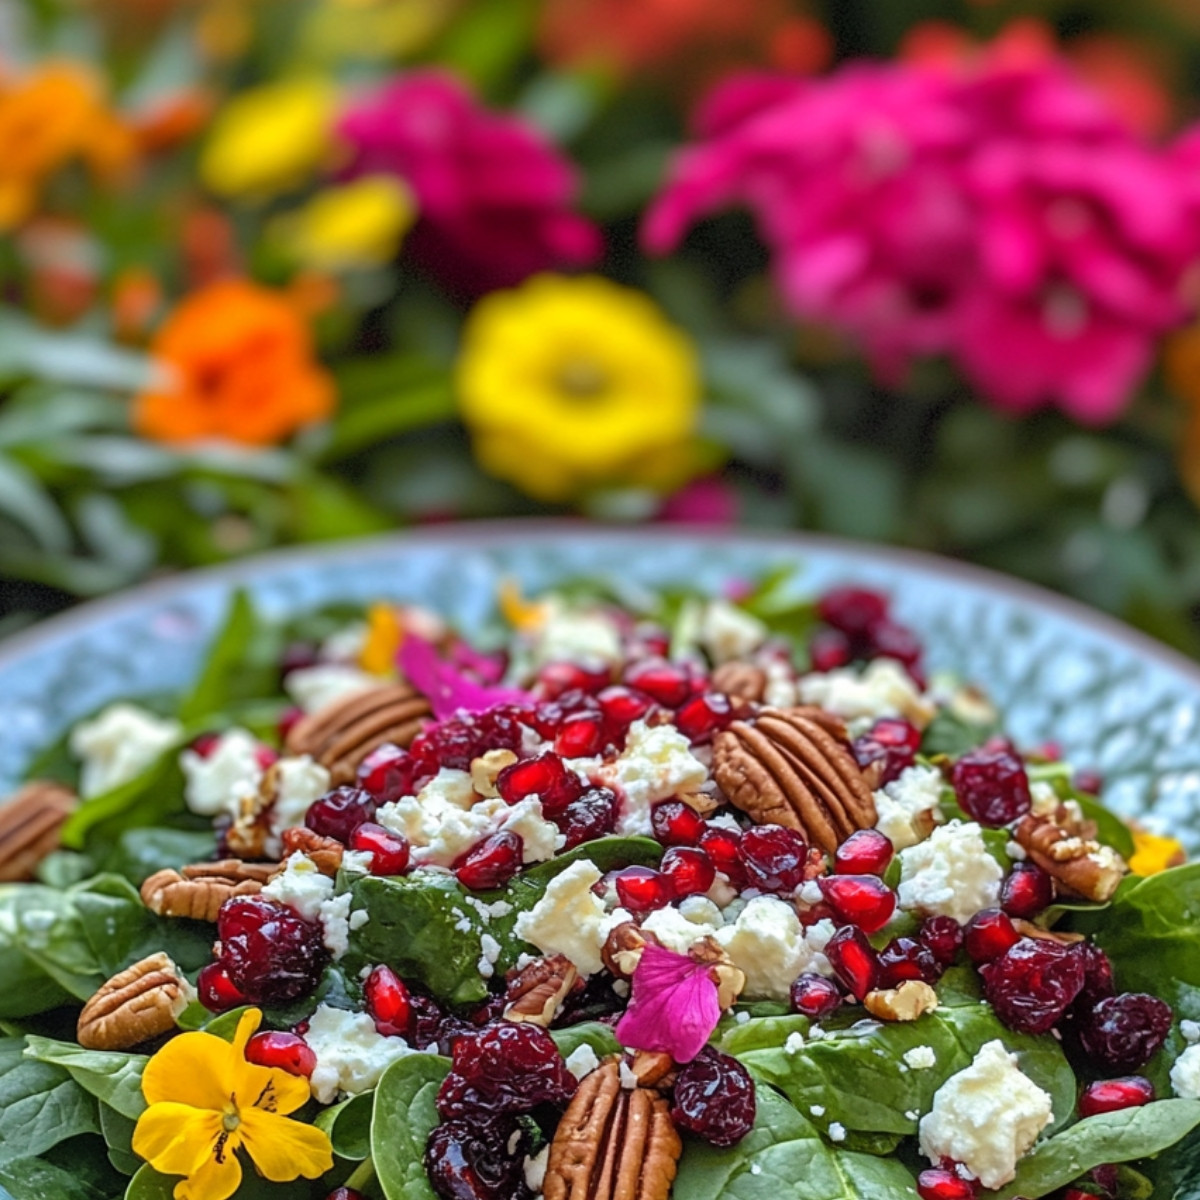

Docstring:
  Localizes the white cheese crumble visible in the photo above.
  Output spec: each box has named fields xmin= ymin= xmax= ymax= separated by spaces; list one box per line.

xmin=874 ymin=765 xmax=945 ymax=851
xmin=514 ymin=859 xmax=608 ymax=975
xmin=261 ymin=852 xmax=355 ymax=959
xmin=618 ymin=1060 xmax=640 ymax=1090
xmin=713 ymin=896 xmax=832 ymax=1001
xmin=919 ymin=1040 xmax=1053 ymax=1189
xmin=477 ymin=933 xmax=502 ymax=980
xmin=564 ymin=1044 xmax=601 ymax=1080
xmin=1171 ymin=1044 xmax=1200 ymax=1099
xmin=1182 ymin=1020 xmax=1200 ymax=1044
xmin=180 ymin=728 xmax=263 ymax=818
xmin=342 ymin=849 xmax=374 ymax=874
xmin=785 ymin=1031 xmax=806 ymax=1054
xmin=763 ymin=657 xmax=798 ymax=708
xmin=285 ymin=663 xmax=379 ymax=713
xmin=897 ymin=820 xmax=1004 ymax=924
xmin=528 ymin=601 xmax=623 ymax=667
xmin=321 ymin=893 xmax=353 ymax=959
xmin=267 ymin=755 xmax=332 ymax=841
xmin=903 ymin=1045 xmax=937 ymax=1070
xmin=523 ymin=1147 xmax=549 ymax=1194
xmin=596 ymin=720 xmax=709 ymax=837
xmin=829 ymin=1122 xmax=846 ymax=1142
xmin=304 ymin=1004 xmax=414 ymax=1104
xmin=70 ymin=703 xmax=182 ymax=798
xmin=798 ymin=658 xmax=935 ymax=733
xmin=810 ymin=1105 xmax=825 ymax=1117
xmin=1029 ymin=781 xmax=1060 ymax=817
xmin=698 ymin=600 xmax=768 ymax=664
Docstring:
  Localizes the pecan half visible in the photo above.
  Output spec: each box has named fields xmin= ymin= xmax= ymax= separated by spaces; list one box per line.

xmin=504 ymin=954 xmax=578 ymax=1026
xmin=544 ymin=1058 xmax=682 ymax=1200
xmin=712 ymin=706 xmax=877 ymax=853
xmin=280 ymin=826 xmax=344 ymax=876
xmin=1013 ymin=813 xmax=1126 ymax=902
xmin=0 ymin=780 xmax=76 ymax=882
xmin=709 ymin=662 xmax=767 ymax=704
xmin=140 ymin=859 xmax=278 ymax=922
xmin=284 ymin=683 xmax=431 ymax=785
xmin=77 ymin=952 xmax=195 ymax=1050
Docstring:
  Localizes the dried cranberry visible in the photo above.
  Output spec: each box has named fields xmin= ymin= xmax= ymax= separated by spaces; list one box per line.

xmin=867 ymin=620 xmax=923 ymax=671
xmin=325 ymin=1190 xmax=365 ymax=1200
xmin=425 ymin=1117 xmax=532 ymax=1200
xmin=538 ymin=661 xmax=611 ymax=699
xmin=623 ymin=659 xmax=693 ymax=708
xmin=217 ymin=896 xmax=328 ymax=1005
xmin=1073 ymin=768 xmax=1104 ymax=796
xmin=825 ymin=925 xmax=881 ymax=1000
xmin=738 ymin=825 xmax=809 ymax=893
xmin=670 ymin=1047 xmax=756 ymax=1147
xmin=790 ymin=973 xmax=842 ymax=1020
xmin=1001 ymin=863 xmax=1054 ymax=919
xmin=597 ymin=685 xmax=654 ymax=729
xmin=979 ymin=937 xmax=1086 ymax=1034
xmin=1078 ymin=1076 xmax=1155 ymax=1117
xmin=852 ymin=718 xmax=922 ymax=784
xmin=1078 ymin=993 xmax=1173 ymax=1071
xmin=244 ymin=1031 xmax=316 ymax=1078
xmin=651 ymin=800 xmax=706 ymax=847
xmin=878 ymin=937 xmax=942 ymax=988
xmin=809 ymin=628 xmax=852 ymax=673
xmin=699 ymin=825 xmax=747 ymax=888
xmin=197 ymin=961 xmax=246 ymax=1013
xmin=554 ymin=712 xmax=609 ymax=758
xmin=835 ymin=829 xmax=894 ymax=877
xmin=614 ymin=866 xmax=675 ymax=912
xmin=675 ymin=693 xmax=735 ymax=743
xmin=553 ymin=786 xmax=617 ymax=849
xmin=358 ymin=744 xmax=422 ymax=802
xmin=364 ymin=965 xmax=413 ymax=1038
xmin=454 ymin=832 xmax=524 ymax=891
xmin=1075 ymin=943 xmax=1116 ymax=1010
xmin=306 ymin=786 xmax=377 ymax=844
xmin=964 ymin=909 xmax=1020 ymax=964
xmin=919 ymin=916 xmax=964 ymax=966
xmin=949 ymin=743 xmax=1031 ymax=828
xmin=917 ymin=1168 xmax=978 ymax=1200
xmin=495 ymin=752 xmax=582 ymax=815
xmin=661 ymin=847 xmax=716 ymax=897
xmin=817 ymin=587 xmax=889 ymax=640
xmin=818 ymin=875 xmax=896 ymax=934
xmin=350 ymin=822 xmax=411 ymax=875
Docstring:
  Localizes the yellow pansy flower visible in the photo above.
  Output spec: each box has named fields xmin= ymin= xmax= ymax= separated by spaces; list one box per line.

xmin=274 ymin=176 xmax=416 ymax=269
xmin=201 ymin=78 xmax=336 ymax=199
xmin=457 ymin=274 xmax=701 ymax=502
xmin=360 ymin=602 xmax=403 ymax=675
xmin=1128 ymin=828 xmax=1186 ymax=876
xmin=132 ymin=1009 xmax=332 ymax=1200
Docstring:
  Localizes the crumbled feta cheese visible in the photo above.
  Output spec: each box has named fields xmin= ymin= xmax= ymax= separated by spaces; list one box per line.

xmin=1006 ymin=840 xmax=1027 ymax=862
xmin=735 ymin=1011 xmax=751 ymax=1025
xmin=181 ymin=728 xmax=263 ymax=818
xmin=698 ymin=600 xmax=768 ymax=664
xmin=267 ymin=755 xmax=332 ymax=841
xmin=750 ymin=1163 xmax=763 ymax=1176
xmin=1171 ymin=1044 xmax=1200 ymax=1099
xmin=797 ymin=879 xmax=824 ymax=906
xmin=641 ymin=905 xmax=720 ymax=955
xmin=919 ymin=1040 xmax=1053 ymax=1189
xmin=479 ymin=933 xmax=502 ymax=971
xmin=810 ymin=1105 xmax=825 ymax=1117
xmin=523 ymin=1147 xmax=549 ymax=1194
xmin=829 ymin=1122 xmax=846 ymax=1142
xmin=714 ymin=896 xmax=832 ymax=1001
xmin=285 ymin=664 xmax=378 ymax=713
xmin=798 ymin=658 xmax=935 ymax=733
xmin=529 ymin=601 xmax=623 ymax=667
xmin=304 ymin=1004 xmax=414 ymax=1104
xmin=1182 ymin=1020 xmax=1200 ymax=1044
xmin=342 ymin=849 xmax=374 ymax=874
xmin=612 ymin=979 xmax=630 ymax=999
xmin=262 ymin=852 xmax=333 ymax=922
xmin=785 ymin=1031 xmax=806 ymax=1054
xmin=598 ymin=720 xmax=709 ymax=837
xmin=320 ymin=893 xmax=353 ymax=959
xmin=564 ymin=1044 xmax=601 ymax=1080
xmin=349 ymin=909 xmax=370 ymax=931
xmin=904 ymin=1046 xmax=937 ymax=1070
xmin=618 ymin=1060 xmax=640 ymax=1090
xmin=763 ymin=658 xmax=798 ymax=708
xmin=705 ymin=872 xmax=739 ymax=909
xmin=898 ymin=820 xmax=1003 ymax=924
xmin=1029 ymin=782 xmax=1060 ymax=817
xmin=514 ymin=860 xmax=608 ymax=975
xmin=502 ymin=797 xmax=567 ymax=861
xmin=905 ymin=1109 xmax=920 ymax=1122
xmin=70 ymin=703 xmax=182 ymax=798
xmin=874 ymin=765 xmax=946 ymax=850
xmin=678 ymin=896 xmax=724 ymax=927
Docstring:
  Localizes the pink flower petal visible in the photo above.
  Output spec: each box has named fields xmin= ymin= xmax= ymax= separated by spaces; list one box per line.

xmin=615 ymin=943 xmax=722 ymax=1064
xmin=398 ymin=633 xmax=533 ymax=720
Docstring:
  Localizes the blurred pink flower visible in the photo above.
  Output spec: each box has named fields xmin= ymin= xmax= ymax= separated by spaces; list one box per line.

xmin=658 ymin=476 xmax=738 ymax=524
xmin=398 ymin=633 xmax=533 ymax=720
xmin=338 ymin=71 xmax=601 ymax=295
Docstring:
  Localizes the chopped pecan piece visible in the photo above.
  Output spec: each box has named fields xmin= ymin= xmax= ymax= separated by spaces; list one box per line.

xmin=280 ymin=826 xmax=344 ymax=876
xmin=543 ymin=1057 xmax=682 ymax=1200
xmin=77 ymin=952 xmax=194 ymax=1050
xmin=601 ymin=922 xmax=654 ymax=980
xmin=140 ymin=859 xmax=278 ymax=922
xmin=0 ymin=780 xmax=77 ymax=882
xmin=1012 ymin=919 xmax=1085 ymax=945
xmin=712 ymin=706 xmax=877 ymax=853
xmin=1014 ymin=813 xmax=1126 ymax=902
xmin=471 ymin=749 xmax=518 ymax=799
xmin=864 ymin=980 xmax=940 ymax=1022
xmin=504 ymin=954 xmax=578 ymax=1026
xmin=709 ymin=662 xmax=767 ymax=704
xmin=687 ymin=937 xmax=746 ymax=1009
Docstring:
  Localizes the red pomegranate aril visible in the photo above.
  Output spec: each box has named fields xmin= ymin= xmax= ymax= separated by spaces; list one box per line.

xmin=817 ymin=587 xmax=890 ymax=640
xmin=825 ymin=925 xmax=881 ymax=1000
xmin=364 ymin=964 xmax=413 ymax=1038
xmin=538 ymin=661 xmax=611 ymax=699
xmin=1073 ymin=768 xmax=1103 ymax=795
xmin=878 ymin=937 xmax=942 ymax=988
xmin=917 ymin=1168 xmax=978 ymax=1200
xmin=790 ymin=973 xmax=842 ymax=1020
xmin=919 ymin=916 xmax=964 ymax=966
xmin=651 ymin=800 xmax=706 ymax=847
xmin=1001 ymin=863 xmax=1054 ymax=919
xmin=964 ymin=908 xmax=1021 ymax=964
xmin=661 ymin=847 xmax=716 ymax=897
xmin=597 ymin=685 xmax=654 ymax=728
xmin=1078 ymin=992 xmax=1173 ymax=1071
xmin=674 ymin=693 xmax=735 ymax=743
xmin=614 ymin=866 xmax=675 ymax=912
xmin=554 ymin=786 xmax=617 ymax=850
xmin=835 ymin=829 xmax=894 ymax=877
xmin=818 ymin=875 xmax=896 ymax=934
xmin=453 ymin=832 xmax=524 ymax=891
xmin=950 ymin=743 xmax=1032 ymax=828
xmin=305 ymin=785 xmax=377 ymax=844
xmin=244 ymin=1030 xmax=317 ymax=1078
xmin=809 ymin=628 xmax=852 ymax=673
xmin=979 ymin=937 xmax=1086 ymax=1035
xmin=255 ymin=746 xmax=280 ymax=771
xmin=1078 ymin=1076 xmax=1155 ymax=1118
xmin=554 ymin=712 xmax=608 ymax=758
xmin=495 ymin=752 xmax=582 ymax=815
xmin=873 ymin=718 xmax=923 ymax=751
xmin=738 ymin=825 xmax=809 ymax=893
xmin=358 ymin=743 xmax=421 ymax=802
xmin=197 ymin=961 xmax=247 ymax=1013
xmin=189 ymin=732 xmax=222 ymax=759
xmin=623 ymin=659 xmax=693 ymax=708
xmin=350 ymin=822 xmax=411 ymax=875
xmin=699 ymin=825 xmax=747 ymax=888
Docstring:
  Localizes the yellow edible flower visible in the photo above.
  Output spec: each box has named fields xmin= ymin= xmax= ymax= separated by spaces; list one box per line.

xmin=132 ymin=1009 xmax=332 ymax=1200
xmin=498 ymin=579 xmax=548 ymax=632
xmin=274 ymin=176 xmax=416 ymax=269
xmin=456 ymin=274 xmax=701 ymax=502
xmin=201 ymin=78 xmax=336 ymax=199
xmin=1128 ymin=829 xmax=1186 ymax=876
xmin=360 ymin=602 xmax=402 ymax=675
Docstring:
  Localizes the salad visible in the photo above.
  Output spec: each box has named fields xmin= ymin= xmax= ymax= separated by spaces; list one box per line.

xmin=1 ymin=574 xmax=1198 ymax=1200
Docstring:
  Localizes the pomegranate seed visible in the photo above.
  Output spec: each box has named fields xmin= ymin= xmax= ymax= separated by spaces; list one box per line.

xmin=1079 ymin=993 xmax=1173 ymax=1071
xmin=867 ymin=620 xmax=923 ymax=670
xmin=189 ymin=732 xmax=222 ymax=759
xmin=950 ymin=743 xmax=1031 ymax=827
xmin=917 ymin=1168 xmax=978 ymax=1200
xmin=674 ymin=693 xmax=735 ymax=743
xmin=809 ymin=628 xmax=852 ymax=672
xmin=651 ymin=801 xmax=706 ymax=847
xmin=254 ymin=746 xmax=279 ymax=771
xmin=306 ymin=786 xmax=377 ymax=844
xmin=964 ymin=909 xmax=1020 ymax=964
xmin=614 ymin=866 xmax=675 ymax=912
xmin=358 ymin=743 xmax=422 ymax=802
xmin=453 ymin=832 xmax=524 ymax=891
xmin=818 ymin=875 xmax=896 ymax=933
xmin=197 ymin=961 xmax=246 ymax=1013
xmin=245 ymin=1030 xmax=316 ymax=1077
xmin=364 ymin=965 xmax=413 ymax=1038
xmin=871 ymin=718 xmax=922 ymax=752
xmin=277 ymin=706 xmax=305 ymax=742
xmin=1000 ymin=863 xmax=1054 ymax=919
xmin=495 ymin=752 xmax=582 ymax=815
xmin=636 ymin=627 xmax=672 ymax=658
xmin=878 ymin=936 xmax=942 ymax=988
xmin=350 ymin=822 xmax=411 ymax=875
xmin=825 ymin=925 xmax=881 ymax=1000
xmin=661 ymin=847 xmax=716 ymax=897
xmin=554 ymin=786 xmax=617 ymax=849
xmin=554 ymin=712 xmax=608 ymax=758
xmin=790 ymin=973 xmax=842 ymax=1019
xmin=597 ymin=685 xmax=654 ymax=728
xmin=817 ymin=587 xmax=890 ymax=639
xmin=538 ymin=660 xmax=612 ymax=698
xmin=699 ymin=825 xmax=747 ymax=888
xmin=1073 ymin=768 xmax=1103 ymax=795
xmin=738 ymin=825 xmax=809 ymax=893
xmin=919 ymin=916 xmax=963 ymax=966
xmin=835 ymin=829 xmax=894 ymax=876
xmin=979 ymin=937 xmax=1086 ymax=1034
xmin=1078 ymin=1076 xmax=1155 ymax=1118
xmin=623 ymin=659 xmax=692 ymax=707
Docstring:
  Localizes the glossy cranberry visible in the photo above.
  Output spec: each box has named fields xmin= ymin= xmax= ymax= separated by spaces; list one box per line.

xmin=699 ymin=826 xmax=747 ymax=887
xmin=350 ymin=822 xmax=411 ymax=875
xmin=1073 ymin=768 xmax=1104 ymax=795
xmin=949 ymin=743 xmax=1031 ymax=828
xmin=425 ymin=1117 xmax=532 ymax=1200
xmin=790 ymin=973 xmax=842 ymax=1020
xmin=809 ymin=628 xmax=852 ymax=673
xmin=817 ymin=587 xmax=890 ymax=640
xmin=553 ymin=786 xmax=618 ymax=849
xmin=305 ymin=785 xmax=377 ymax=844
xmin=244 ymin=1030 xmax=316 ymax=1078
xmin=495 ymin=752 xmax=582 ymax=815
xmin=277 ymin=706 xmax=306 ymax=743
xmin=670 ymin=1048 xmax=756 ymax=1147
xmin=825 ymin=925 xmax=881 ymax=1000
xmin=1078 ymin=993 xmax=1173 ymax=1071
xmin=1001 ymin=863 xmax=1054 ymax=919
xmin=364 ymin=964 xmax=413 ymax=1038
xmin=979 ymin=937 xmax=1086 ymax=1034
xmin=835 ymin=829 xmax=894 ymax=877
xmin=661 ymin=847 xmax=716 ymax=897
xmin=408 ymin=993 xmax=450 ymax=1051
xmin=651 ymin=800 xmax=706 ymax=847
xmin=818 ymin=875 xmax=896 ymax=934
xmin=596 ymin=685 xmax=654 ymax=729
xmin=358 ymin=743 xmax=422 ymax=802
xmin=197 ymin=961 xmax=246 ymax=1013
xmin=538 ymin=661 xmax=611 ymax=699
xmin=623 ymin=659 xmax=692 ymax=708
xmin=919 ymin=916 xmax=964 ymax=966
xmin=1075 ymin=943 xmax=1116 ymax=1010
xmin=554 ymin=712 xmax=609 ymax=758
xmin=738 ymin=825 xmax=809 ymax=893
xmin=325 ymin=1190 xmax=365 ymax=1200
xmin=675 ymin=693 xmax=735 ymax=743
xmin=917 ymin=1168 xmax=978 ymax=1200
xmin=454 ymin=832 xmax=524 ymax=891
xmin=878 ymin=937 xmax=942 ymax=988
xmin=867 ymin=620 xmax=923 ymax=670
xmin=414 ymin=707 xmax=528 ymax=772
xmin=1079 ymin=1076 xmax=1155 ymax=1117
xmin=614 ymin=866 xmax=675 ymax=912
xmin=217 ymin=896 xmax=328 ymax=1005
xmin=964 ymin=909 xmax=1021 ymax=964
xmin=852 ymin=718 xmax=921 ymax=784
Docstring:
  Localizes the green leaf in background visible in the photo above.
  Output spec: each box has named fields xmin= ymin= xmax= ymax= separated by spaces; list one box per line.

xmin=550 ymin=1021 xmax=621 ymax=1061
xmin=0 ymin=1154 xmax=114 ymax=1200
xmin=371 ymin=1054 xmax=451 ymax=1200
xmin=23 ymin=1037 xmax=148 ymax=1121
xmin=0 ymin=885 xmax=103 ymax=1012
xmin=59 ymin=750 xmax=187 ymax=851
xmin=0 ymin=1038 xmax=100 ymax=1163
xmin=100 ymin=827 xmax=220 ymax=887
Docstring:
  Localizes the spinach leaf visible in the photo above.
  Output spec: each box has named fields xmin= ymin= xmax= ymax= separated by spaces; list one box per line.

xmin=60 ymin=751 xmax=188 ymax=852
xmin=0 ymin=1154 xmax=113 ymax=1200
xmin=99 ymin=1103 xmax=141 ymax=1175
xmin=920 ymin=709 xmax=1001 ymax=758
xmin=100 ymin=828 xmax=219 ymax=887
xmin=371 ymin=1054 xmax=451 ymax=1200
xmin=0 ymin=1038 xmax=99 ymax=1163
xmin=989 ymin=1100 xmax=1200 ymax=1200
xmin=550 ymin=1022 xmax=621 ymax=1060
xmin=314 ymin=1092 xmax=373 ymax=1161
xmin=1149 ymin=1124 xmax=1200 ymax=1199
xmin=0 ymin=884 xmax=103 ymax=1010
xmin=23 ymin=1037 xmax=148 ymax=1120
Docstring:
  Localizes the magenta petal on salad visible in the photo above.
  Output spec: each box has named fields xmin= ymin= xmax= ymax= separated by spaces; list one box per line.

xmin=615 ymin=943 xmax=722 ymax=1064
xmin=398 ymin=633 xmax=533 ymax=720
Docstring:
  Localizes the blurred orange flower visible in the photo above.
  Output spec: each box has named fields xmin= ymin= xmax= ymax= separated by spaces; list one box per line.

xmin=133 ymin=279 xmax=336 ymax=445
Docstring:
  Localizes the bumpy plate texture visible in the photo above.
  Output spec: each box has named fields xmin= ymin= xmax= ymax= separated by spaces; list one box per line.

xmin=3 ymin=523 xmax=1200 ymax=851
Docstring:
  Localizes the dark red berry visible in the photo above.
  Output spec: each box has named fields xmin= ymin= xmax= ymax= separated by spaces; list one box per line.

xmin=699 ymin=825 xmax=747 ymax=887
xmin=1001 ymin=863 xmax=1054 ymax=919
xmin=1078 ymin=1076 xmax=1155 ymax=1118
xmin=919 ymin=916 xmax=964 ymax=966
xmin=661 ymin=847 xmax=716 ymax=897
xmin=189 ymin=732 xmax=222 ymax=758
xmin=553 ymin=786 xmax=617 ymax=849
xmin=280 ymin=641 xmax=319 ymax=678
xmin=964 ymin=909 xmax=1020 ymax=964
xmin=790 ymin=973 xmax=842 ymax=1019
xmin=453 ymin=832 xmax=524 ymax=891
xmin=670 ymin=1048 xmax=756 ymax=1147
xmin=325 ymin=1190 xmax=366 ymax=1200
xmin=350 ymin=822 xmax=411 ymax=875
xmin=651 ymin=800 xmax=706 ymax=847
xmin=825 ymin=925 xmax=881 ymax=1000
xmin=675 ymin=693 xmax=735 ymax=743
xmin=495 ymin=752 xmax=582 ymax=815
xmin=818 ymin=875 xmax=896 ymax=933
xmin=835 ymin=829 xmax=894 ymax=877
xmin=738 ymin=825 xmax=809 ymax=893
xmin=917 ymin=1168 xmax=978 ymax=1200
xmin=614 ymin=866 xmax=675 ymax=912
xmin=817 ymin=587 xmax=889 ymax=639
xmin=623 ymin=659 xmax=692 ymax=708
xmin=597 ymin=685 xmax=654 ymax=728
xmin=1075 ymin=943 xmax=1116 ymax=1011
xmin=217 ymin=896 xmax=328 ymax=1005
xmin=197 ymin=961 xmax=246 ymax=1013
xmin=867 ymin=620 xmax=923 ymax=670
xmin=358 ymin=743 xmax=423 ymax=802
xmin=979 ymin=937 xmax=1086 ymax=1034
xmin=538 ymin=661 xmax=611 ymax=699
xmin=554 ymin=712 xmax=608 ymax=758
xmin=949 ymin=743 xmax=1032 ymax=828
xmin=364 ymin=964 xmax=413 ymax=1038
xmin=809 ymin=628 xmax=852 ymax=672
xmin=277 ymin=706 xmax=305 ymax=743
xmin=306 ymin=785 xmax=377 ymax=844
xmin=852 ymin=718 xmax=922 ymax=785
xmin=425 ymin=1117 xmax=532 ymax=1200
xmin=1073 ymin=768 xmax=1103 ymax=795
xmin=1078 ymin=993 xmax=1173 ymax=1072
xmin=878 ymin=936 xmax=942 ymax=988
xmin=245 ymin=1031 xmax=316 ymax=1078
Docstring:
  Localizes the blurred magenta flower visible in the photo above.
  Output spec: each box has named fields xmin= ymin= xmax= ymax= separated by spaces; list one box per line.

xmin=658 ymin=476 xmax=738 ymax=524
xmin=337 ymin=71 xmax=601 ymax=295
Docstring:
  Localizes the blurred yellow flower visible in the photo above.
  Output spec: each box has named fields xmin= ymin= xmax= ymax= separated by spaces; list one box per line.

xmin=273 ymin=176 xmax=415 ymax=269
xmin=1128 ymin=828 xmax=1186 ymax=876
xmin=301 ymin=0 xmax=461 ymax=61
xmin=457 ymin=274 xmax=701 ymax=501
xmin=360 ymin=603 xmax=402 ymax=675
xmin=201 ymin=78 xmax=336 ymax=199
